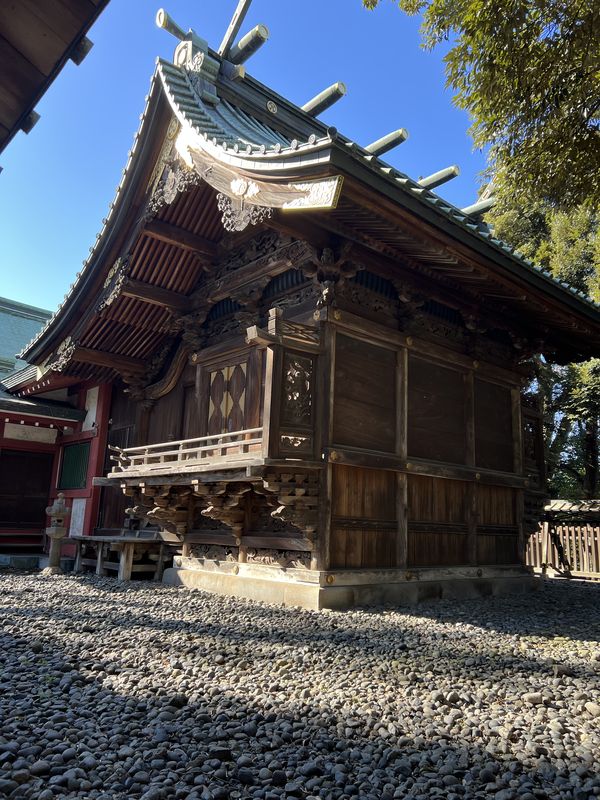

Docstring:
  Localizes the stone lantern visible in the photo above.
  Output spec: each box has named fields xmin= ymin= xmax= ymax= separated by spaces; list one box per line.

xmin=41 ymin=493 xmax=71 ymax=576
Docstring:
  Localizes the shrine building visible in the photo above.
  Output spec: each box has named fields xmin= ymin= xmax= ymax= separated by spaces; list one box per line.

xmin=6 ymin=7 xmax=600 ymax=607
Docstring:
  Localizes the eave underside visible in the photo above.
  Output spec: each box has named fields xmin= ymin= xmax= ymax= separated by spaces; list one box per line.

xmin=0 ymin=0 xmax=110 ymax=154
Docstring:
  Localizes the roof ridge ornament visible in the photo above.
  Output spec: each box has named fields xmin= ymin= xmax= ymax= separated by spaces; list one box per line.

xmin=418 ymin=165 xmax=460 ymax=190
xmin=365 ymin=129 xmax=409 ymax=156
xmin=302 ymin=83 xmax=347 ymax=117
xmin=219 ymin=0 xmax=254 ymax=57
xmin=228 ymin=24 xmax=269 ymax=65
xmin=156 ymin=9 xmax=219 ymax=98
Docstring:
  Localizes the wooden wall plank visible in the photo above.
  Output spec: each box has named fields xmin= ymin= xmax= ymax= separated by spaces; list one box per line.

xmin=333 ymin=334 xmax=396 ymax=452
xmin=474 ymin=378 xmax=514 ymax=472
xmin=408 ymin=355 xmax=466 ymax=464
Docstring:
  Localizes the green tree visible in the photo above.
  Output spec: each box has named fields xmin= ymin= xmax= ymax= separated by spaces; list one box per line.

xmin=488 ymin=202 xmax=600 ymax=498
xmin=363 ymin=0 xmax=600 ymax=209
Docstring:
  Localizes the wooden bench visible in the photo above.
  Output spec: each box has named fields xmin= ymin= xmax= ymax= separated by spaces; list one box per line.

xmin=70 ymin=533 xmax=178 ymax=582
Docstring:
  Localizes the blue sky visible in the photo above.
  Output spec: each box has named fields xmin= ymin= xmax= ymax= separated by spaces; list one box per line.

xmin=0 ymin=0 xmax=486 ymax=312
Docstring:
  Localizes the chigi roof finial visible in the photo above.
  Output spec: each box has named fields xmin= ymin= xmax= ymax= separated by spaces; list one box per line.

xmin=219 ymin=0 xmax=254 ymax=57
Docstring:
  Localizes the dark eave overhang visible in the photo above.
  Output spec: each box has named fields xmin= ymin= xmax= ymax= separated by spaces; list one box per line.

xmin=329 ymin=146 xmax=600 ymax=334
xmin=0 ymin=392 xmax=85 ymax=422
xmin=0 ymin=1 xmax=111 ymax=155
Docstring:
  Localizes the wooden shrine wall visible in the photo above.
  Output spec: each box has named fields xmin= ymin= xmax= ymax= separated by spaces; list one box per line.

xmin=329 ymin=326 xmax=524 ymax=571
xmin=145 ymin=348 xmax=264 ymax=445
xmin=330 ymin=465 xmax=397 ymax=569
xmin=407 ymin=475 xmax=469 ymax=567
xmin=333 ymin=336 xmax=396 ymax=452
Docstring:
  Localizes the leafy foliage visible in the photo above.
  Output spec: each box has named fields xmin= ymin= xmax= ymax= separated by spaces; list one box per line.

xmin=488 ymin=202 xmax=600 ymax=498
xmin=363 ymin=0 xmax=600 ymax=209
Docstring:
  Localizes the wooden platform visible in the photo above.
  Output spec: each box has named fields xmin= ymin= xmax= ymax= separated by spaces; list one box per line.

xmin=71 ymin=533 xmax=179 ymax=582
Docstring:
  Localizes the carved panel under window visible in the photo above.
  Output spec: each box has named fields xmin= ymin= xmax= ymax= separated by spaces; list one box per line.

xmin=280 ymin=434 xmax=313 ymax=454
xmin=281 ymin=354 xmax=313 ymax=427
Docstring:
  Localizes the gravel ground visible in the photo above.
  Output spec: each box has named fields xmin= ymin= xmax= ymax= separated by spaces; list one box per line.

xmin=0 ymin=574 xmax=599 ymax=800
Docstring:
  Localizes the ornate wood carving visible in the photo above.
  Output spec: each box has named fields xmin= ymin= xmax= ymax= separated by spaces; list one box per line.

xmin=97 ymin=256 xmax=130 ymax=312
xmin=189 ymin=544 xmax=238 ymax=561
xmin=269 ymin=282 xmax=321 ymax=310
xmin=336 ymin=281 xmax=398 ymax=317
xmin=124 ymin=486 xmax=192 ymax=537
xmin=246 ymin=548 xmax=311 ymax=569
xmin=281 ymin=354 xmax=313 ymax=426
xmin=203 ymin=232 xmax=315 ymax=304
xmin=302 ymin=243 xmax=360 ymax=307
xmin=146 ymin=158 xmax=203 ymax=217
xmin=204 ymin=309 xmax=257 ymax=342
xmin=257 ymin=471 xmax=319 ymax=538
xmin=46 ymin=336 xmax=77 ymax=373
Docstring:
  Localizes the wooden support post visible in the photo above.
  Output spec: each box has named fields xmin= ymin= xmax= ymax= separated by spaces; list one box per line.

xmin=317 ymin=323 xmax=336 ymax=571
xmin=396 ymin=348 xmax=408 ymax=568
xmin=464 ymin=372 xmax=476 ymax=468
xmin=511 ymin=387 xmax=524 ymax=476
xmin=73 ymin=540 xmax=83 ymax=574
xmin=511 ymin=388 xmax=525 ymax=565
xmin=95 ymin=542 xmax=107 ymax=576
xmin=464 ymin=371 xmax=477 ymax=565
xmin=541 ymin=519 xmax=549 ymax=571
xmin=117 ymin=543 xmax=134 ymax=582
xmin=396 ymin=473 xmax=408 ymax=569
xmin=516 ymin=489 xmax=526 ymax=565
xmin=262 ymin=345 xmax=284 ymax=460
xmin=467 ymin=483 xmax=478 ymax=566
xmin=153 ymin=543 xmax=166 ymax=581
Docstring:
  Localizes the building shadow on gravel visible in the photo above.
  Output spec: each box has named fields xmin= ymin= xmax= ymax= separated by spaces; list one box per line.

xmin=0 ymin=619 xmax=598 ymax=800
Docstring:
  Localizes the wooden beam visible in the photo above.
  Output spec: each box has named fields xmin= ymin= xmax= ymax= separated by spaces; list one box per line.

xmin=72 ymin=346 xmax=146 ymax=375
xmin=144 ymin=219 xmax=217 ymax=258
xmin=121 ymin=278 xmax=190 ymax=312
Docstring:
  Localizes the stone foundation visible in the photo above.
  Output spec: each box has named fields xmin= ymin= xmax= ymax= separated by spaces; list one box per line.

xmin=162 ymin=559 xmax=539 ymax=610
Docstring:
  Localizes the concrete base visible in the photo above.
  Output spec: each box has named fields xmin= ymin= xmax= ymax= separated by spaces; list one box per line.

xmin=0 ymin=553 xmax=41 ymax=570
xmin=163 ymin=563 xmax=539 ymax=610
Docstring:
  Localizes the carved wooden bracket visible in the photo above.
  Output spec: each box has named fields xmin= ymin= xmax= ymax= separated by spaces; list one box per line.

xmin=193 ymin=482 xmax=252 ymax=537
xmin=145 ymin=158 xmax=203 ymax=218
xmin=256 ymin=471 xmax=319 ymax=538
xmin=124 ymin=486 xmax=192 ymax=537
xmin=246 ymin=307 xmax=321 ymax=353
xmin=302 ymin=243 xmax=360 ymax=307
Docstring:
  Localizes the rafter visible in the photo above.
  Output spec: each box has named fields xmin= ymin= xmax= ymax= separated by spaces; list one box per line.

xmin=143 ymin=219 xmax=218 ymax=259
xmin=121 ymin=278 xmax=191 ymax=312
xmin=72 ymin=346 xmax=146 ymax=375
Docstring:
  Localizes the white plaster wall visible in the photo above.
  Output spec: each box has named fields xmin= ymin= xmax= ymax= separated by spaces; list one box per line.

xmin=3 ymin=423 xmax=57 ymax=443
xmin=82 ymin=386 xmax=99 ymax=431
xmin=69 ymin=498 xmax=87 ymax=537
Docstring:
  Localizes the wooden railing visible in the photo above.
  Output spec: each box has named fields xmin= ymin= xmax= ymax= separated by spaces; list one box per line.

xmin=109 ymin=427 xmax=263 ymax=476
xmin=526 ymin=506 xmax=600 ymax=580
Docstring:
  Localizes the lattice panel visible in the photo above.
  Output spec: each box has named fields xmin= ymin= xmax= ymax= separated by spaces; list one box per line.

xmin=208 ymin=363 xmax=247 ymax=434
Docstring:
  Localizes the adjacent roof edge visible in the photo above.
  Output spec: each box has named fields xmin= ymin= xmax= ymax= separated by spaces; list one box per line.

xmin=0 ymin=390 xmax=86 ymax=422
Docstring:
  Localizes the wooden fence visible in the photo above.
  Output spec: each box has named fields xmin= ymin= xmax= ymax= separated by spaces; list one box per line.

xmin=526 ymin=500 xmax=600 ymax=580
